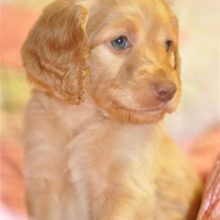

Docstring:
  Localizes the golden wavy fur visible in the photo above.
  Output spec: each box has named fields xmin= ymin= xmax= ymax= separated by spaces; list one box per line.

xmin=22 ymin=0 xmax=201 ymax=219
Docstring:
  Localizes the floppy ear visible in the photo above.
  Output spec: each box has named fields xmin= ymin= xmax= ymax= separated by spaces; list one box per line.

xmin=174 ymin=42 xmax=180 ymax=72
xmin=164 ymin=0 xmax=181 ymax=73
xmin=22 ymin=0 xmax=90 ymax=104
xmin=172 ymin=16 xmax=181 ymax=73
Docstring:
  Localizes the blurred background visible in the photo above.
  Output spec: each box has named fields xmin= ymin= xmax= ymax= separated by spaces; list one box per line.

xmin=0 ymin=0 xmax=219 ymax=219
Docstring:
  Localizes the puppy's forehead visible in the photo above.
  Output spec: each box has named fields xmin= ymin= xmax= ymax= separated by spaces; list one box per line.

xmin=90 ymin=0 xmax=172 ymax=18
xmin=87 ymin=0 xmax=174 ymax=35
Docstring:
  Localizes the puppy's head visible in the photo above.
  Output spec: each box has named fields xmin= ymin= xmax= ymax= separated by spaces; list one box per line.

xmin=22 ymin=0 xmax=181 ymax=124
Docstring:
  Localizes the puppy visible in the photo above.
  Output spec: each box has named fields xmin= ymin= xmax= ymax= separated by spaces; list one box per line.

xmin=22 ymin=0 xmax=201 ymax=219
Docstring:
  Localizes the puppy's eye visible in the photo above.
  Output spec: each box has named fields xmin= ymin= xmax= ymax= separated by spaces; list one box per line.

xmin=111 ymin=36 xmax=129 ymax=50
xmin=165 ymin=40 xmax=173 ymax=52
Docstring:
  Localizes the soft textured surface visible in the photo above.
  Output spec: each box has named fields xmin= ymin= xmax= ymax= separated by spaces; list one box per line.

xmin=0 ymin=142 xmax=27 ymax=219
xmin=197 ymin=155 xmax=220 ymax=220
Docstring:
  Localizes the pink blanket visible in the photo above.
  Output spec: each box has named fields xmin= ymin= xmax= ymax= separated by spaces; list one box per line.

xmin=197 ymin=155 xmax=220 ymax=220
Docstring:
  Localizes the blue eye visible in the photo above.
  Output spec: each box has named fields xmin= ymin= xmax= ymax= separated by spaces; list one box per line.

xmin=111 ymin=36 xmax=129 ymax=50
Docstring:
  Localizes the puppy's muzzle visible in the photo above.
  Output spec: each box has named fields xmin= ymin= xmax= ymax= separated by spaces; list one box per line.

xmin=153 ymin=81 xmax=177 ymax=103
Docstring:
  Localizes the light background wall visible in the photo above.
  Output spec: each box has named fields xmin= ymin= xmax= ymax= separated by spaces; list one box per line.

xmin=166 ymin=0 xmax=220 ymax=141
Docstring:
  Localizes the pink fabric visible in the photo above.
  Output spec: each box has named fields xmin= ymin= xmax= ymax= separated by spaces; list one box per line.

xmin=197 ymin=155 xmax=220 ymax=220
xmin=0 ymin=142 xmax=27 ymax=216
xmin=187 ymin=128 xmax=220 ymax=182
xmin=0 ymin=5 xmax=38 ymax=68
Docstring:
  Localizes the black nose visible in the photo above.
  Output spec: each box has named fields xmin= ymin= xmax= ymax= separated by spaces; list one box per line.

xmin=153 ymin=81 xmax=177 ymax=102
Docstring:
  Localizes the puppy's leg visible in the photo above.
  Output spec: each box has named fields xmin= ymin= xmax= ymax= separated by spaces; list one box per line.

xmin=91 ymin=188 xmax=155 ymax=220
xmin=26 ymin=174 xmax=81 ymax=220
xmin=24 ymin=98 xmax=72 ymax=220
xmin=155 ymin=135 xmax=202 ymax=220
xmin=26 ymin=178 xmax=61 ymax=220
xmin=25 ymin=146 xmax=71 ymax=220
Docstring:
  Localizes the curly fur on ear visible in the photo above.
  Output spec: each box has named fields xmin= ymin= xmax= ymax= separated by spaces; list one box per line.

xmin=174 ymin=45 xmax=180 ymax=72
xmin=22 ymin=0 xmax=90 ymax=104
xmin=162 ymin=0 xmax=180 ymax=73
xmin=172 ymin=17 xmax=180 ymax=73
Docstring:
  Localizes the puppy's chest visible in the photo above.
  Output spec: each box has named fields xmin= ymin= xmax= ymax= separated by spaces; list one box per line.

xmin=67 ymin=123 xmax=157 ymax=191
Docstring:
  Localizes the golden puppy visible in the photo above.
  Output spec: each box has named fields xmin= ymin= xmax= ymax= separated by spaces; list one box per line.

xmin=22 ymin=0 xmax=201 ymax=219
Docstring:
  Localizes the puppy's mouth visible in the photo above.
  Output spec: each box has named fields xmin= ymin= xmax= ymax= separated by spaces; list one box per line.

xmin=125 ymin=104 xmax=166 ymax=113
xmin=91 ymin=92 xmax=178 ymax=124
xmin=105 ymin=100 xmax=168 ymax=124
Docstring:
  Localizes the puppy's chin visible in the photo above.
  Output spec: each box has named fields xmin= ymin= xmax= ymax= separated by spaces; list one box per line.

xmin=107 ymin=106 xmax=166 ymax=124
xmin=90 ymin=87 xmax=180 ymax=124
xmin=93 ymin=98 xmax=166 ymax=124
